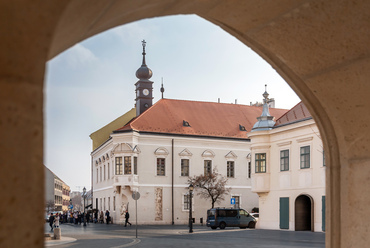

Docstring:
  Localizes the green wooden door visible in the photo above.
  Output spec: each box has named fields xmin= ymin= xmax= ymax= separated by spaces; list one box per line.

xmin=280 ymin=197 xmax=289 ymax=229
xmin=322 ymin=196 xmax=326 ymax=231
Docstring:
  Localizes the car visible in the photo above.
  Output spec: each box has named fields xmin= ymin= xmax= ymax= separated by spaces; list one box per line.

xmin=206 ymin=208 xmax=257 ymax=229
xmin=250 ymin=213 xmax=259 ymax=221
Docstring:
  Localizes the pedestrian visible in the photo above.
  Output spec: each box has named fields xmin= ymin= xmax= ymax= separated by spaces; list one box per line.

xmin=49 ymin=213 xmax=55 ymax=231
xmin=105 ymin=210 xmax=110 ymax=224
xmin=78 ymin=211 xmax=82 ymax=224
xmin=86 ymin=212 xmax=90 ymax=224
xmin=53 ymin=213 xmax=60 ymax=229
xmin=73 ymin=212 xmax=78 ymax=224
xmin=99 ymin=210 xmax=104 ymax=224
xmin=124 ymin=210 xmax=131 ymax=227
xmin=94 ymin=210 xmax=98 ymax=223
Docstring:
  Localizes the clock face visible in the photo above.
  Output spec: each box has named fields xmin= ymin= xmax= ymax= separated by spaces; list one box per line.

xmin=143 ymin=89 xmax=149 ymax=96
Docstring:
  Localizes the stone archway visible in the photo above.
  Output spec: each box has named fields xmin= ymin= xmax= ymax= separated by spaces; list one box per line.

xmin=295 ymin=195 xmax=314 ymax=232
xmin=1 ymin=1 xmax=370 ymax=248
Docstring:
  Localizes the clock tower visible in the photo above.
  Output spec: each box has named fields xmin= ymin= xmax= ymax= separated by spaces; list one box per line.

xmin=135 ymin=40 xmax=153 ymax=116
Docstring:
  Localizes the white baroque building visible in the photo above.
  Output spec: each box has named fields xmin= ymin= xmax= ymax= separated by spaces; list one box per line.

xmin=249 ymin=94 xmax=326 ymax=232
xmin=90 ymin=42 xmax=287 ymax=225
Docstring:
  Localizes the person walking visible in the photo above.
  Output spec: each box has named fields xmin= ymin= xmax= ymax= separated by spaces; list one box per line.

xmin=48 ymin=213 xmax=55 ymax=231
xmin=105 ymin=210 xmax=110 ymax=224
xmin=99 ymin=210 xmax=104 ymax=224
xmin=94 ymin=210 xmax=98 ymax=223
xmin=86 ymin=212 xmax=90 ymax=224
xmin=124 ymin=210 xmax=131 ymax=227
xmin=53 ymin=213 xmax=60 ymax=229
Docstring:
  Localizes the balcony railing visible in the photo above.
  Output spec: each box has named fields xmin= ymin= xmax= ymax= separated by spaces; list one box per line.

xmin=113 ymin=174 xmax=139 ymax=190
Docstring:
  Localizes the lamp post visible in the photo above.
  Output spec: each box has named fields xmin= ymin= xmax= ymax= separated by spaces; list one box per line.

xmin=189 ymin=184 xmax=194 ymax=233
xmin=83 ymin=187 xmax=86 ymax=227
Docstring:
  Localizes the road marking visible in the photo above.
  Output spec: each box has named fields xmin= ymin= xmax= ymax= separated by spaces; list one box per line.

xmin=178 ymin=228 xmax=254 ymax=235
xmin=110 ymin=238 xmax=141 ymax=248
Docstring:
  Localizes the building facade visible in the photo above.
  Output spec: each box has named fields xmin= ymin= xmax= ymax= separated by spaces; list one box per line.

xmin=44 ymin=166 xmax=70 ymax=212
xmin=249 ymin=99 xmax=325 ymax=232
xmin=62 ymin=183 xmax=71 ymax=212
xmin=90 ymin=42 xmax=287 ymax=225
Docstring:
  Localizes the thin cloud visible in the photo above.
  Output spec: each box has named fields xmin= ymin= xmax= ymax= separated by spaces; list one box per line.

xmin=50 ymin=43 xmax=99 ymax=69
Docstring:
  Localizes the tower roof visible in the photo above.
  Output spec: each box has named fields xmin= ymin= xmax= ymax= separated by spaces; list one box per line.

xmin=251 ymin=85 xmax=276 ymax=131
xmin=135 ymin=40 xmax=152 ymax=80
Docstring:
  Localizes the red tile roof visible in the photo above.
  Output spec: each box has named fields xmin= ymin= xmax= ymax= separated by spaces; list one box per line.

xmin=274 ymin=101 xmax=312 ymax=126
xmin=115 ymin=99 xmax=288 ymax=139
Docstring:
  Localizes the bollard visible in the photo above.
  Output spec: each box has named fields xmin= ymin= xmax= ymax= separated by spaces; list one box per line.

xmin=53 ymin=228 xmax=61 ymax=240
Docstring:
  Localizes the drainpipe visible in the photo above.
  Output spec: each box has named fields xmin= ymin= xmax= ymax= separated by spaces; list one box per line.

xmin=91 ymin=155 xmax=93 ymax=209
xmin=172 ymin=139 xmax=174 ymax=225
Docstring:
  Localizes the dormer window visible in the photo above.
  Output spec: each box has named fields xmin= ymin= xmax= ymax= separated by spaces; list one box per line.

xmin=239 ymin=124 xmax=247 ymax=131
xmin=183 ymin=120 xmax=191 ymax=127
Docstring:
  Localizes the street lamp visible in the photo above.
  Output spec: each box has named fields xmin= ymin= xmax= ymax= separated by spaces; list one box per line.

xmin=83 ymin=187 xmax=86 ymax=227
xmin=189 ymin=184 xmax=194 ymax=233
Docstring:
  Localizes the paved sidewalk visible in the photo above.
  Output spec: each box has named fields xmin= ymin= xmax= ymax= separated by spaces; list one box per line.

xmin=45 ymin=236 xmax=77 ymax=247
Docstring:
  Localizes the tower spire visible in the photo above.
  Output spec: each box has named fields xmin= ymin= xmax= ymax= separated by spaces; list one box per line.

xmin=251 ymin=84 xmax=275 ymax=131
xmin=160 ymin=77 xmax=165 ymax=99
xmin=141 ymin=39 xmax=146 ymax=66
xmin=135 ymin=40 xmax=153 ymax=116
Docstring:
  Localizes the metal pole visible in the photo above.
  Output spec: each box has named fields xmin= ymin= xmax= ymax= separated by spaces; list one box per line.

xmin=189 ymin=191 xmax=193 ymax=233
xmin=83 ymin=195 xmax=86 ymax=226
xmin=135 ymin=198 xmax=138 ymax=238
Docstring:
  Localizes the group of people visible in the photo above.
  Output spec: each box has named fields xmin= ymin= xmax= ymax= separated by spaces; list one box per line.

xmin=48 ymin=209 xmax=132 ymax=230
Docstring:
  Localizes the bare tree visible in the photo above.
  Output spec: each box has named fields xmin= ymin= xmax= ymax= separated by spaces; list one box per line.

xmin=188 ymin=168 xmax=230 ymax=208
xmin=45 ymin=200 xmax=55 ymax=213
xmin=71 ymin=194 xmax=82 ymax=211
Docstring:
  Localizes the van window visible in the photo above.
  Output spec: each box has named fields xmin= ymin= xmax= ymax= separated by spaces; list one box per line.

xmin=226 ymin=210 xmax=238 ymax=217
xmin=208 ymin=209 xmax=216 ymax=217
xmin=218 ymin=210 xmax=226 ymax=217
xmin=239 ymin=209 xmax=249 ymax=217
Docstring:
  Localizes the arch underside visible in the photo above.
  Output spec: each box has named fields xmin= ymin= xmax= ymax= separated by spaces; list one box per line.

xmin=1 ymin=1 xmax=370 ymax=248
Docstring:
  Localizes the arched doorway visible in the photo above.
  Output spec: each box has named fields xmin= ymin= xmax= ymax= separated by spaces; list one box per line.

xmin=295 ymin=195 xmax=314 ymax=231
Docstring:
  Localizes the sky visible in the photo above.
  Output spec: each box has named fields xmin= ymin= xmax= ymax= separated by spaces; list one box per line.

xmin=44 ymin=14 xmax=300 ymax=192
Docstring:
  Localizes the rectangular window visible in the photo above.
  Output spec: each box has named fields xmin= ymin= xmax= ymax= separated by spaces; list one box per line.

xmin=124 ymin=156 xmax=132 ymax=174
xmin=96 ymin=168 xmax=98 ymax=183
xmin=227 ymin=161 xmax=235 ymax=178
xmin=184 ymin=194 xmax=190 ymax=210
xmin=100 ymin=167 xmax=102 ymax=181
xmin=108 ymin=197 xmax=110 ymax=211
xmin=104 ymin=164 xmax=106 ymax=180
xmin=107 ymin=163 xmax=110 ymax=179
xmin=96 ymin=198 xmax=98 ymax=209
xmin=300 ymin=146 xmax=310 ymax=169
xmin=115 ymin=157 xmax=123 ymax=175
xmin=248 ymin=162 xmax=251 ymax=178
xmin=133 ymin=157 xmax=138 ymax=175
xmin=181 ymin=159 xmax=189 ymax=176
xmin=280 ymin=150 xmax=289 ymax=171
xmin=255 ymin=153 xmax=266 ymax=173
xmin=104 ymin=197 xmax=106 ymax=211
xmin=113 ymin=196 xmax=116 ymax=211
xmin=157 ymin=158 xmax=165 ymax=176
xmin=204 ymin=160 xmax=212 ymax=175
xmin=100 ymin=198 xmax=102 ymax=211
